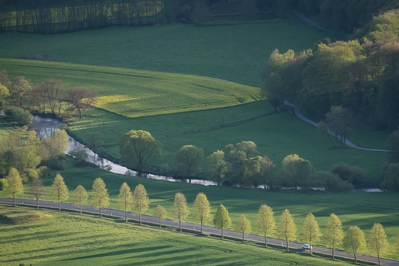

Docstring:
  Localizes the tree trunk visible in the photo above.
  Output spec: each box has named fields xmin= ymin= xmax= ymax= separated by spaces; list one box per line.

xmin=265 ymin=233 xmax=268 ymax=247
xmin=200 ymin=220 xmax=203 ymax=233
xmin=80 ymin=205 xmax=82 ymax=214
xmin=221 ymin=228 xmax=224 ymax=239
xmin=354 ymin=253 xmax=357 ymax=264
xmin=13 ymin=194 xmax=15 ymax=206
xmin=242 ymin=232 xmax=244 ymax=240
xmin=332 ymin=247 xmax=335 ymax=259
xmin=100 ymin=207 xmax=102 ymax=218
xmin=179 ymin=220 xmax=182 ymax=232
xmin=378 ymin=254 xmax=380 ymax=266
xmin=36 ymin=198 xmax=39 ymax=209
xmin=125 ymin=210 xmax=127 ymax=222
xmin=286 ymin=237 xmax=289 ymax=251
xmin=58 ymin=201 xmax=61 ymax=212
xmin=159 ymin=218 xmax=162 ymax=228
xmin=139 ymin=213 xmax=142 ymax=225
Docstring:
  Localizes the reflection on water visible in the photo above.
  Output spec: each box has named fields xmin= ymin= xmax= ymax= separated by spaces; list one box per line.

xmin=27 ymin=115 xmax=383 ymax=191
xmin=30 ymin=116 xmax=217 ymax=186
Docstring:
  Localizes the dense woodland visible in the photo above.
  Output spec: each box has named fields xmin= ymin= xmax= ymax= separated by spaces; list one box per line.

xmin=1 ymin=0 xmax=399 ymax=33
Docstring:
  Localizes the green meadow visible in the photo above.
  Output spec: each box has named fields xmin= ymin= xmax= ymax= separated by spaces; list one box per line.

xmin=0 ymin=17 xmax=397 ymax=264
xmin=0 ymin=205 xmax=356 ymax=266
xmin=1 ymin=162 xmax=398 ymax=260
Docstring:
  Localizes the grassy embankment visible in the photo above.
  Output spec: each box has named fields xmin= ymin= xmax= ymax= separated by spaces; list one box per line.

xmin=0 ymin=21 xmax=390 ymax=182
xmin=1 ymin=162 xmax=398 ymax=260
xmin=0 ymin=205 xmax=359 ymax=266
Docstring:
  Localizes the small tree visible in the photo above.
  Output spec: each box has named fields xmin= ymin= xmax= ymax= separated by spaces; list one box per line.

xmin=302 ymin=213 xmax=322 ymax=255
xmin=257 ymin=204 xmax=276 ymax=247
xmin=118 ymin=182 xmax=133 ymax=222
xmin=213 ymin=204 xmax=231 ymax=240
xmin=28 ymin=178 xmax=45 ymax=209
xmin=133 ymin=184 xmax=149 ymax=225
xmin=235 ymin=214 xmax=252 ymax=240
xmin=369 ymin=223 xmax=389 ymax=266
xmin=52 ymin=173 xmax=69 ymax=212
xmin=64 ymin=87 xmax=97 ymax=118
xmin=73 ymin=185 xmax=88 ymax=214
xmin=278 ymin=209 xmax=297 ymax=251
xmin=172 ymin=192 xmax=189 ymax=232
xmin=343 ymin=226 xmax=367 ymax=264
xmin=324 ymin=213 xmax=344 ymax=259
xmin=193 ymin=192 xmax=212 ymax=233
xmin=174 ymin=145 xmax=203 ymax=183
xmin=92 ymin=177 xmax=109 ymax=218
xmin=153 ymin=205 xmax=167 ymax=228
xmin=6 ymin=168 xmax=24 ymax=206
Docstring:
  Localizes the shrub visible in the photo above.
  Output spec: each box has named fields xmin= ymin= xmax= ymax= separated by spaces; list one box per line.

xmin=5 ymin=107 xmax=32 ymax=125
xmin=0 ymin=178 xmax=8 ymax=191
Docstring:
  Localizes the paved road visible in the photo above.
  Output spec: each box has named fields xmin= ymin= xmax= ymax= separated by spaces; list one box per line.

xmin=1 ymin=198 xmax=398 ymax=265
xmin=284 ymin=100 xmax=391 ymax=152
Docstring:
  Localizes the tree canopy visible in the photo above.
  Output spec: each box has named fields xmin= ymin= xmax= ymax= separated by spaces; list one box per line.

xmin=119 ymin=130 xmax=161 ymax=171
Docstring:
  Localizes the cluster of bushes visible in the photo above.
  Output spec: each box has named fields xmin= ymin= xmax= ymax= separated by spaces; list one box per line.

xmin=119 ymin=129 xmax=365 ymax=191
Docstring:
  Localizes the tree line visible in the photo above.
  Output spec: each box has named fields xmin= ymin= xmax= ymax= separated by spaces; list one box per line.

xmin=0 ymin=0 xmax=166 ymax=33
xmin=2 ymin=168 xmax=394 ymax=266
xmin=0 ymin=71 xmax=98 ymax=121
xmin=263 ymin=8 xmax=399 ymax=131
xmin=120 ymin=129 xmax=371 ymax=190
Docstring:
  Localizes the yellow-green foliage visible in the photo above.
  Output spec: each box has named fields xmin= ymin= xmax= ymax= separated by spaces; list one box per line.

xmin=0 ymin=58 xmax=260 ymax=118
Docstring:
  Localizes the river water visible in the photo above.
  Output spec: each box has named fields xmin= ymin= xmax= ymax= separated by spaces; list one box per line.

xmin=27 ymin=115 xmax=383 ymax=192
xmin=29 ymin=115 xmax=217 ymax=186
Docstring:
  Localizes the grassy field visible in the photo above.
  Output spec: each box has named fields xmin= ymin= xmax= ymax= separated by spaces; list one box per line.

xmin=1 ymin=163 xmax=398 ymax=260
xmin=0 ymin=205 xmax=359 ymax=266
xmin=0 ymin=21 xmax=343 ymax=87
xmin=0 ymin=20 xmax=390 ymax=181
xmin=0 ymin=58 xmax=260 ymax=118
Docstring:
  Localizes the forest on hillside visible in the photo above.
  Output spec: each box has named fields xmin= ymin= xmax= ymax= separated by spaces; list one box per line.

xmin=1 ymin=0 xmax=399 ymax=33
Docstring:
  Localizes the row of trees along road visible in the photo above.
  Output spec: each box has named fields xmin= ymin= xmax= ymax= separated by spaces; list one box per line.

xmin=119 ymin=129 xmax=371 ymax=190
xmin=0 ymin=72 xmax=98 ymax=120
xmin=3 ymin=168 xmax=393 ymax=265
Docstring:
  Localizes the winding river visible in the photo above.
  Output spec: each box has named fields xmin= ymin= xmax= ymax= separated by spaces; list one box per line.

xmin=28 ymin=115 xmax=218 ymax=186
xmin=27 ymin=115 xmax=383 ymax=192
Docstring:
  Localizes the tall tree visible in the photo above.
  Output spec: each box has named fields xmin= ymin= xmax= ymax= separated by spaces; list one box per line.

xmin=52 ymin=173 xmax=69 ymax=212
xmin=343 ymin=226 xmax=367 ymax=264
xmin=0 ymin=83 xmax=9 ymax=107
xmin=133 ymin=184 xmax=149 ymax=225
xmin=92 ymin=177 xmax=110 ymax=218
xmin=193 ymin=192 xmax=212 ymax=233
xmin=118 ymin=182 xmax=133 ymax=222
xmin=282 ymin=154 xmax=314 ymax=189
xmin=324 ymin=213 xmax=344 ymax=259
xmin=213 ymin=204 xmax=231 ymax=240
xmin=302 ymin=213 xmax=322 ymax=255
xmin=119 ymin=130 xmax=161 ymax=171
xmin=9 ymin=76 xmax=32 ymax=108
xmin=28 ymin=178 xmax=45 ymax=209
xmin=6 ymin=167 xmax=24 ymax=206
xmin=318 ymin=106 xmax=354 ymax=148
xmin=64 ymin=87 xmax=97 ymax=118
xmin=208 ymin=150 xmax=228 ymax=186
xmin=369 ymin=223 xmax=389 ymax=266
xmin=257 ymin=204 xmax=276 ymax=247
xmin=73 ymin=185 xmax=88 ymax=214
xmin=174 ymin=145 xmax=203 ymax=183
xmin=172 ymin=192 xmax=189 ymax=232
xmin=235 ymin=214 xmax=252 ymax=240
xmin=153 ymin=205 xmax=167 ymax=228
xmin=278 ymin=209 xmax=297 ymax=251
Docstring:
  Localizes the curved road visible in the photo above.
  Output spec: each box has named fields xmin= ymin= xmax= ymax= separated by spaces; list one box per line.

xmin=1 ymin=198 xmax=398 ymax=265
xmin=284 ymin=100 xmax=391 ymax=152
